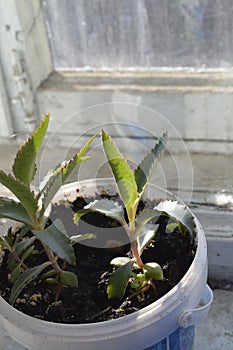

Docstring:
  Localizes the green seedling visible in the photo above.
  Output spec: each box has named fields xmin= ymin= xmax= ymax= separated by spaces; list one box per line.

xmin=74 ymin=130 xmax=196 ymax=301
xmin=0 ymin=114 xmax=94 ymax=304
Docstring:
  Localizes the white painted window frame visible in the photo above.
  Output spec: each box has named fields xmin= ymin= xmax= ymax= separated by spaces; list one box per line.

xmin=0 ymin=0 xmax=52 ymax=139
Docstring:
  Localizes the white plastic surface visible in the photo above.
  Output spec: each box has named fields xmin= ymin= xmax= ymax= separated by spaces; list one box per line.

xmin=0 ymin=179 xmax=212 ymax=350
xmin=178 ymin=284 xmax=213 ymax=328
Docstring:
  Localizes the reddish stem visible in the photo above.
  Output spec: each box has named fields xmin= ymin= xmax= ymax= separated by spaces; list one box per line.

xmin=131 ymin=240 xmax=144 ymax=269
xmin=11 ymin=249 xmax=28 ymax=270
xmin=42 ymin=244 xmax=62 ymax=275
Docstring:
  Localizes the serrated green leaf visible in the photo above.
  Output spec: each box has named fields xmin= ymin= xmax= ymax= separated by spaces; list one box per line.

xmin=55 ymin=135 xmax=95 ymax=183
xmin=15 ymin=236 xmax=36 ymax=256
xmin=0 ymin=197 xmax=34 ymax=226
xmin=110 ymin=257 xmax=131 ymax=267
xmin=39 ymin=136 xmax=95 ymax=211
xmin=12 ymin=114 xmax=50 ymax=186
xmin=7 ymin=226 xmax=32 ymax=270
xmin=0 ymin=172 xmax=38 ymax=222
xmin=84 ymin=199 xmax=125 ymax=223
xmin=107 ymin=260 xmax=134 ymax=299
xmin=14 ymin=225 xmax=31 ymax=244
xmin=73 ymin=198 xmax=125 ymax=228
xmin=21 ymin=245 xmax=35 ymax=261
xmin=143 ymin=262 xmax=163 ymax=280
xmin=4 ymin=228 xmax=14 ymax=247
xmin=32 ymin=219 xmax=76 ymax=265
xmin=136 ymin=208 xmax=160 ymax=226
xmin=0 ymin=236 xmax=9 ymax=249
xmin=7 ymin=237 xmax=35 ymax=271
xmin=9 ymin=261 xmax=51 ymax=305
xmin=134 ymin=132 xmax=167 ymax=197
xmin=137 ymin=224 xmax=159 ymax=254
xmin=0 ymin=229 xmax=13 ymax=250
xmin=40 ymin=172 xmax=63 ymax=211
xmin=153 ymin=200 xmax=196 ymax=238
xmin=59 ymin=271 xmax=78 ymax=288
xmin=101 ymin=130 xmax=138 ymax=217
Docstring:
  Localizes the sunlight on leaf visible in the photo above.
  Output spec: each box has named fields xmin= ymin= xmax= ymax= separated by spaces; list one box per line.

xmin=73 ymin=209 xmax=91 ymax=225
xmin=12 ymin=114 xmax=50 ymax=186
xmin=101 ymin=130 xmax=138 ymax=217
xmin=136 ymin=208 xmax=160 ymax=226
xmin=0 ymin=172 xmax=38 ymax=221
xmin=84 ymin=199 xmax=125 ymax=223
xmin=110 ymin=257 xmax=131 ymax=267
xmin=153 ymin=200 xmax=196 ymax=239
xmin=40 ymin=136 xmax=95 ymax=212
xmin=137 ymin=224 xmax=159 ymax=254
xmin=70 ymin=233 xmax=95 ymax=243
xmin=143 ymin=262 xmax=163 ymax=280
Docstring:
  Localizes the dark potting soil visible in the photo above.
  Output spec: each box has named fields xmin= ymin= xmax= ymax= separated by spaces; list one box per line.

xmin=0 ymin=193 xmax=196 ymax=324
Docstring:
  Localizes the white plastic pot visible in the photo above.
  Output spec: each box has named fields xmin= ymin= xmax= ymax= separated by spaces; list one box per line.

xmin=0 ymin=179 xmax=213 ymax=350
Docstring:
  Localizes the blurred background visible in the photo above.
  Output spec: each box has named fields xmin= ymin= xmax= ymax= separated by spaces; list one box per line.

xmin=0 ymin=0 xmax=232 ymax=291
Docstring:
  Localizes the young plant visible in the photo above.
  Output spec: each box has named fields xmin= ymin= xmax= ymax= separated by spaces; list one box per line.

xmin=0 ymin=114 xmax=95 ymax=304
xmin=74 ymin=130 xmax=196 ymax=301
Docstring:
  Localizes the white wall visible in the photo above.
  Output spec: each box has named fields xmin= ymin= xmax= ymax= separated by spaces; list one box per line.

xmin=38 ymin=70 xmax=233 ymax=154
xmin=0 ymin=0 xmax=52 ymax=139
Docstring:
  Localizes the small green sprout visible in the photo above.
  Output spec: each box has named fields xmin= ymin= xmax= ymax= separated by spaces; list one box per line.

xmin=74 ymin=130 xmax=196 ymax=301
xmin=0 ymin=114 xmax=95 ymax=304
